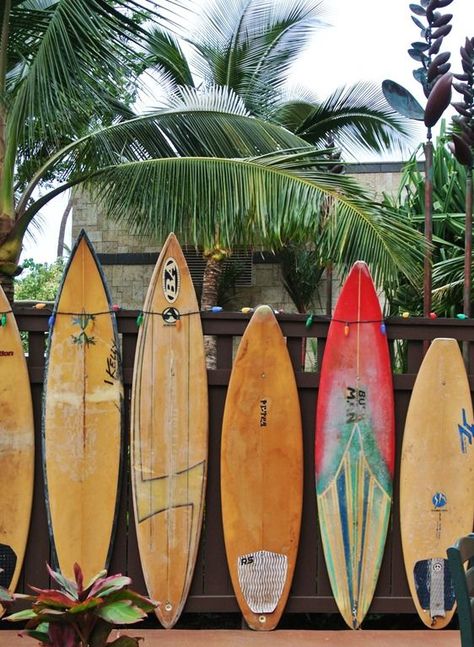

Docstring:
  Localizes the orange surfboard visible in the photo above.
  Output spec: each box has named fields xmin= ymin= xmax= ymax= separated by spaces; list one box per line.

xmin=43 ymin=230 xmax=123 ymax=583
xmin=0 ymin=286 xmax=34 ymax=599
xmin=221 ymin=305 xmax=303 ymax=631
xmin=400 ymin=338 xmax=474 ymax=629
xmin=131 ymin=233 xmax=208 ymax=629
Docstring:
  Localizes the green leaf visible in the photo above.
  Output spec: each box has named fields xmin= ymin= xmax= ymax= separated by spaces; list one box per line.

xmin=83 ymin=569 xmax=108 ymax=593
xmin=106 ymin=590 xmax=157 ymax=613
xmin=90 ymin=575 xmax=132 ymax=598
xmin=45 ymin=563 xmax=78 ymax=598
xmin=0 ymin=587 xmax=13 ymax=602
xmin=4 ymin=608 xmax=38 ymax=621
xmin=95 ymin=601 xmax=146 ymax=625
xmin=68 ymin=596 xmax=103 ymax=614
xmin=34 ymin=589 xmax=76 ymax=608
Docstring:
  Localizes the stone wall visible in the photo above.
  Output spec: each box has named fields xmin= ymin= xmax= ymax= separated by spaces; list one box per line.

xmin=72 ymin=163 xmax=407 ymax=311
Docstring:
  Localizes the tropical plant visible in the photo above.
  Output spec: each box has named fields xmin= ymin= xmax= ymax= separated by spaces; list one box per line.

xmin=3 ymin=0 xmax=423 ymax=326
xmin=382 ymin=0 xmax=455 ymax=315
xmin=0 ymin=0 xmax=176 ymax=302
xmin=4 ymin=563 xmax=157 ymax=647
xmin=140 ymin=0 xmax=420 ymax=312
xmin=146 ymin=0 xmax=414 ymax=155
xmin=449 ymin=36 xmax=474 ymax=316
xmin=383 ymin=126 xmax=468 ymax=317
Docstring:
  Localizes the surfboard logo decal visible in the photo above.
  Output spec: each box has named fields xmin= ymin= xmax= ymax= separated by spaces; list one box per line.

xmin=162 ymin=257 xmax=180 ymax=303
xmin=71 ymin=312 xmax=96 ymax=346
xmin=162 ymin=307 xmax=180 ymax=325
xmin=104 ymin=339 xmax=120 ymax=385
xmin=345 ymin=386 xmax=367 ymax=423
xmin=259 ymin=399 xmax=268 ymax=427
xmin=237 ymin=550 xmax=288 ymax=613
xmin=457 ymin=408 xmax=474 ymax=453
xmin=432 ymin=492 xmax=447 ymax=509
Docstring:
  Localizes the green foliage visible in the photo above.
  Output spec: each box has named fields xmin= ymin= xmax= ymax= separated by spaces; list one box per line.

xmin=14 ymin=258 xmax=65 ymax=303
xmin=280 ymin=244 xmax=326 ymax=313
xmin=5 ymin=563 xmax=157 ymax=647
xmin=382 ymin=126 xmax=470 ymax=316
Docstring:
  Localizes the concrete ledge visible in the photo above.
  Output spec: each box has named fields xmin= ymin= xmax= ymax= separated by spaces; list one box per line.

xmin=0 ymin=629 xmax=459 ymax=646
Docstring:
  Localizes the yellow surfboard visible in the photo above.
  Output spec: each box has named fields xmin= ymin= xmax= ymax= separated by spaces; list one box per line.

xmin=43 ymin=230 xmax=123 ymax=583
xmin=131 ymin=232 xmax=208 ymax=629
xmin=400 ymin=338 xmax=474 ymax=629
xmin=221 ymin=305 xmax=303 ymax=631
xmin=0 ymin=286 xmax=34 ymax=600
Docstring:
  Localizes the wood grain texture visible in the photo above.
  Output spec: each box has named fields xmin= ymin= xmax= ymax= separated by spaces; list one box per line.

xmin=131 ymin=233 xmax=208 ymax=629
xmin=315 ymin=261 xmax=395 ymax=629
xmin=43 ymin=230 xmax=123 ymax=583
xmin=400 ymin=338 xmax=474 ymax=629
xmin=0 ymin=285 xmax=34 ymax=598
xmin=221 ymin=305 xmax=303 ymax=631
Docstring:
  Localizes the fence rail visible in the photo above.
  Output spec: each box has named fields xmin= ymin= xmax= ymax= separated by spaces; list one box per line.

xmin=12 ymin=308 xmax=474 ymax=619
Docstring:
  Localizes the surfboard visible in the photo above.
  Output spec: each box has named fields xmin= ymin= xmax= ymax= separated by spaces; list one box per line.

xmin=221 ymin=305 xmax=303 ymax=631
xmin=315 ymin=260 xmax=395 ymax=629
xmin=131 ymin=232 xmax=208 ymax=629
xmin=43 ymin=230 xmax=123 ymax=583
xmin=400 ymin=337 xmax=474 ymax=629
xmin=0 ymin=286 xmax=34 ymax=601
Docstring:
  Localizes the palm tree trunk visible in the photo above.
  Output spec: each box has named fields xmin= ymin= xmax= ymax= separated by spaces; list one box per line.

xmin=325 ymin=263 xmax=333 ymax=316
xmin=201 ymin=255 xmax=224 ymax=369
xmin=57 ymin=192 xmax=73 ymax=257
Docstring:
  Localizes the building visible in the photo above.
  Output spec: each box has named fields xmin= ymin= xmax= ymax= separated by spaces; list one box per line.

xmin=72 ymin=162 xmax=408 ymax=311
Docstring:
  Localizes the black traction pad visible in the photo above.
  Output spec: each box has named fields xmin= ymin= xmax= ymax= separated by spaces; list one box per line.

xmin=0 ymin=544 xmax=17 ymax=588
xmin=414 ymin=558 xmax=455 ymax=614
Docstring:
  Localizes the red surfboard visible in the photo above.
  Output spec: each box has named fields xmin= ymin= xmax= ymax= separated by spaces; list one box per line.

xmin=315 ymin=261 xmax=395 ymax=629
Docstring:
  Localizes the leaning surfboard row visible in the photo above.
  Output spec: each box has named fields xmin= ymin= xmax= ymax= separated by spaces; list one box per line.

xmin=2 ymin=230 xmax=472 ymax=632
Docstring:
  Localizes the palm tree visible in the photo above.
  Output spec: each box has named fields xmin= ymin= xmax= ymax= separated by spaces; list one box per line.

xmin=3 ymin=0 xmax=423 ymax=318
xmin=140 ymin=0 xmax=419 ymax=309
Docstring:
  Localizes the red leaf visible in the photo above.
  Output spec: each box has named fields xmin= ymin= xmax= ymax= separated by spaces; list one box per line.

xmin=35 ymin=590 xmax=76 ymax=607
xmin=73 ymin=563 xmax=84 ymax=593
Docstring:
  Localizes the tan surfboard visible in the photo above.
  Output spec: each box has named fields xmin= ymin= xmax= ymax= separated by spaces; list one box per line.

xmin=43 ymin=230 xmax=123 ymax=583
xmin=131 ymin=232 xmax=208 ymax=629
xmin=0 ymin=286 xmax=34 ymax=601
xmin=400 ymin=338 xmax=474 ymax=629
xmin=221 ymin=305 xmax=303 ymax=631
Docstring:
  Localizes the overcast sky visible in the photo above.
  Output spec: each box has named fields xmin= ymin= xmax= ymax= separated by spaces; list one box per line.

xmin=24 ymin=0 xmax=473 ymax=263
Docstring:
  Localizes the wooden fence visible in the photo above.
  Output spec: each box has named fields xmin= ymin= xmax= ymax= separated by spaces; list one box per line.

xmin=12 ymin=308 xmax=474 ymax=620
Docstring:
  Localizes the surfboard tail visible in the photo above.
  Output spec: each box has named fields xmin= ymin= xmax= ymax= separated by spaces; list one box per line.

xmin=317 ymin=436 xmax=392 ymax=629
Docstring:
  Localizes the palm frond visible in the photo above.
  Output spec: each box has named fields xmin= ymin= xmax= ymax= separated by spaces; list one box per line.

xmin=16 ymin=105 xmax=316 ymax=216
xmin=142 ymin=27 xmax=195 ymax=89
xmin=193 ymin=0 xmax=325 ymax=113
xmin=274 ymin=82 xmax=419 ymax=156
xmin=7 ymin=0 xmax=169 ymax=147
xmin=77 ymin=152 xmax=425 ymax=288
xmin=26 ymin=104 xmax=314 ymax=188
